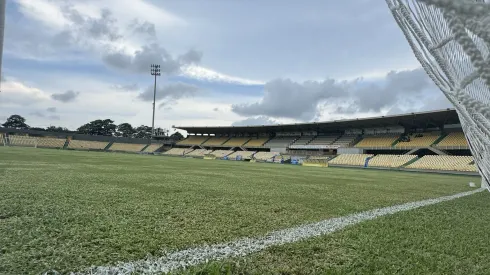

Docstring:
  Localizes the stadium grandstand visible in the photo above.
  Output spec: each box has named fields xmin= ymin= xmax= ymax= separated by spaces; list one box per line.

xmin=172 ymin=109 xmax=477 ymax=175
xmin=0 ymin=108 xmax=478 ymax=175
xmin=0 ymin=128 xmax=174 ymax=154
xmin=108 ymin=142 xmax=147 ymax=152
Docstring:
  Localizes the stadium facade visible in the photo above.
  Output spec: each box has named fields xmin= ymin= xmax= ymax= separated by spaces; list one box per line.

xmin=169 ymin=108 xmax=476 ymax=175
xmin=174 ymin=108 xmax=465 ymax=154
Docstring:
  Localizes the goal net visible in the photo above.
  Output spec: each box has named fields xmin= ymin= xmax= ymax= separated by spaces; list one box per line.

xmin=386 ymin=0 xmax=490 ymax=190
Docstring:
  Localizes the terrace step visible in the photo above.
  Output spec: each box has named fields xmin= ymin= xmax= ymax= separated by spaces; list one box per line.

xmin=104 ymin=141 xmax=114 ymax=151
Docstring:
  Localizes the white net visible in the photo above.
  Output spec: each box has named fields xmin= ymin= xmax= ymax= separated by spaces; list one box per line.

xmin=386 ymin=0 xmax=490 ymax=190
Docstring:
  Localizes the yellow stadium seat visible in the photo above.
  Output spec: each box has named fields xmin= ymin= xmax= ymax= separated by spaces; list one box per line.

xmin=227 ymin=150 xmax=256 ymax=160
xmin=253 ymin=152 xmax=279 ymax=161
xmin=243 ymin=137 xmax=269 ymax=147
xmin=332 ymin=135 xmax=358 ymax=147
xmin=222 ymin=137 xmax=251 ymax=147
xmin=291 ymin=136 xmax=314 ymax=146
xmin=309 ymin=135 xmax=340 ymax=145
xmin=37 ymin=138 xmax=66 ymax=148
xmin=186 ymin=149 xmax=214 ymax=157
xmin=368 ymin=154 xmax=417 ymax=168
xmin=355 ymin=135 xmax=399 ymax=148
xmin=406 ymin=155 xmax=476 ymax=172
xmin=209 ymin=150 xmax=233 ymax=158
xmin=163 ymin=148 xmax=194 ymax=156
xmin=177 ymin=136 xmax=209 ymax=146
xmin=67 ymin=140 xmax=108 ymax=150
xmin=436 ymin=132 xmax=468 ymax=148
xmin=143 ymin=144 xmax=162 ymax=153
xmin=109 ymin=143 xmax=146 ymax=152
xmin=395 ymin=132 xmax=441 ymax=148
xmin=202 ymin=137 xmax=230 ymax=146
xmin=9 ymin=136 xmax=37 ymax=147
xmin=265 ymin=136 xmax=299 ymax=148
xmin=328 ymin=154 xmax=373 ymax=166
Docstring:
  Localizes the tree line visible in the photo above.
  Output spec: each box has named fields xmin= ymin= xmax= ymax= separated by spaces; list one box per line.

xmin=0 ymin=115 xmax=183 ymax=140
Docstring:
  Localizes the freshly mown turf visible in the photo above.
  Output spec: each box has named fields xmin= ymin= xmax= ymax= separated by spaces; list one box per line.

xmin=0 ymin=147 xmax=479 ymax=274
xmin=186 ymin=192 xmax=490 ymax=275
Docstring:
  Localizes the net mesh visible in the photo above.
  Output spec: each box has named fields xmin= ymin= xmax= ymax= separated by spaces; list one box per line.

xmin=386 ymin=0 xmax=490 ymax=189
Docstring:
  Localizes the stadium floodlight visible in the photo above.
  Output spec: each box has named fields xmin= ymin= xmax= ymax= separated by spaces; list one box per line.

xmin=386 ymin=0 xmax=490 ymax=190
xmin=150 ymin=64 xmax=161 ymax=138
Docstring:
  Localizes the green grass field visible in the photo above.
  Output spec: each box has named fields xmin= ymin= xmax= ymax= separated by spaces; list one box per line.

xmin=185 ymin=192 xmax=490 ymax=275
xmin=0 ymin=147 xmax=484 ymax=274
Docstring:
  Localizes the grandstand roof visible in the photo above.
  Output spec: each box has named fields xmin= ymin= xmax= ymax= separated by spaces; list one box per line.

xmin=175 ymin=109 xmax=460 ymax=134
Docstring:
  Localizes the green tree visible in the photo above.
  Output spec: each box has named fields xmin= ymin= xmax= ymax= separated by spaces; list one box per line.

xmin=77 ymin=119 xmax=116 ymax=136
xmin=116 ymin=123 xmax=136 ymax=137
xmin=46 ymin=126 xmax=70 ymax=132
xmin=2 ymin=115 xmax=29 ymax=129
xmin=133 ymin=125 xmax=152 ymax=139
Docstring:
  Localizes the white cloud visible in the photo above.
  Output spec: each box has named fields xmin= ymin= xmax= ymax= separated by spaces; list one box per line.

xmin=181 ymin=65 xmax=265 ymax=85
xmin=11 ymin=0 xmax=192 ymax=74
xmin=163 ymin=98 xmax=242 ymax=127
xmin=9 ymin=0 xmax=283 ymax=86
xmin=232 ymin=116 xmax=278 ymax=126
xmin=92 ymin=0 xmax=186 ymax=27
xmin=3 ymin=0 xmax=455 ymax=132
xmin=14 ymin=0 xmax=185 ymax=31
xmin=0 ymin=78 xmax=51 ymax=106
xmin=232 ymin=68 xmax=437 ymax=121
xmin=15 ymin=0 xmax=70 ymax=30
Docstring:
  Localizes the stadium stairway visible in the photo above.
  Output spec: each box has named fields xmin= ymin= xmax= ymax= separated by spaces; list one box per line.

xmin=401 ymin=156 xmax=420 ymax=167
xmin=404 ymin=146 xmax=448 ymax=156
xmin=391 ymin=136 xmax=402 ymax=147
xmin=432 ymin=133 xmax=448 ymax=146
xmin=405 ymin=148 xmax=419 ymax=155
xmin=350 ymin=135 xmax=364 ymax=147
xmin=427 ymin=146 xmax=448 ymax=155
xmin=140 ymin=144 xmax=151 ymax=152
xmin=104 ymin=141 xmax=114 ymax=151
xmin=327 ymin=154 xmax=340 ymax=161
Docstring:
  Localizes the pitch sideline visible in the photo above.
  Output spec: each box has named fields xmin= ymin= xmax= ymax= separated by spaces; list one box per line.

xmin=76 ymin=188 xmax=485 ymax=275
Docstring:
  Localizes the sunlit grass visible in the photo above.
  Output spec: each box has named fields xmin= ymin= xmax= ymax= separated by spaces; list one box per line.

xmin=0 ymin=147 xmax=478 ymax=274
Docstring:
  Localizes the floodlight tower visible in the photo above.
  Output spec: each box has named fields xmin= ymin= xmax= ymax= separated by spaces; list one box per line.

xmin=0 ymin=0 xmax=6 ymax=92
xmin=150 ymin=64 xmax=161 ymax=138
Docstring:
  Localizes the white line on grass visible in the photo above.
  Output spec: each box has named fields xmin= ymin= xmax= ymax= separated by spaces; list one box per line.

xmin=77 ymin=188 xmax=484 ymax=275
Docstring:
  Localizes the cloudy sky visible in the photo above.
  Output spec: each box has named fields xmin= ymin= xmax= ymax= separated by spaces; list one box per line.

xmin=0 ymin=0 xmax=452 ymax=133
